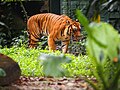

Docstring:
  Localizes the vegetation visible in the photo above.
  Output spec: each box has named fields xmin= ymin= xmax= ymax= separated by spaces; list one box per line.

xmin=76 ymin=9 xmax=120 ymax=90
xmin=0 ymin=46 xmax=93 ymax=77
xmin=39 ymin=54 xmax=71 ymax=77
xmin=0 ymin=0 xmax=120 ymax=89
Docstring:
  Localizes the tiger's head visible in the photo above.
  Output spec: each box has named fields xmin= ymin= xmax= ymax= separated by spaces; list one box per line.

xmin=63 ymin=20 xmax=81 ymax=41
xmin=71 ymin=21 xmax=81 ymax=41
xmin=60 ymin=16 xmax=81 ymax=42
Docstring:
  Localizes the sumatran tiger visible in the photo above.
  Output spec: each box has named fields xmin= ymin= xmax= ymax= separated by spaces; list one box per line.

xmin=27 ymin=13 xmax=81 ymax=53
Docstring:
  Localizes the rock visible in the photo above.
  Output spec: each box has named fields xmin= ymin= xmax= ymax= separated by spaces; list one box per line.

xmin=0 ymin=53 xmax=21 ymax=86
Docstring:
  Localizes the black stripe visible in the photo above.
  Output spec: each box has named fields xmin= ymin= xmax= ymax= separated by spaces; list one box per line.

xmin=38 ymin=20 xmax=40 ymax=29
xmin=46 ymin=29 xmax=48 ymax=35
xmin=53 ymin=39 xmax=56 ymax=43
xmin=30 ymin=32 xmax=40 ymax=40
xmin=61 ymin=44 xmax=66 ymax=48
xmin=65 ymin=37 xmax=68 ymax=39
xmin=30 ymin=38 xmax=39 ymax=42
xmin=62 ymin=39 xmax=70 ymax=42
xmin=56 ymin=37 xmax=59 ymax=40
xmin=67 ymin=26 xmax=71 ymax=36
xmin=61 ymin=30 xmax=64 ymax=36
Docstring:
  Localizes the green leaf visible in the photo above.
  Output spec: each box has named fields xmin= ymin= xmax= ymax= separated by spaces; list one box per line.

xmin=76 ymin=9 xmax=89 ymax=27
xmin=87 ymin=22 xmax=119 ymax=63
xmin=0 ymin=68 xmax=6 ymax=77
xmin=39 ymin=53 xmax=71 ymax=77
xmin=76 ymin=9 xmax=93 ymax=39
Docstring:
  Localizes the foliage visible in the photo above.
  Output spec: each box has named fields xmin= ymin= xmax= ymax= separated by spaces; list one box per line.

xmin=64 ymin=55 xmax=93 ymax=77
xmin=39 ymin=54 xmax=71 ymax=77
xmin=0 ymin=46 xmax=93 ymax=77
xmin=11 ymin=31 xmax=28 ymax=47
xmin=0 ymin=1 xmax=26 ymax=47
xmin=68 ymin=37 xmax=86 ymax=55
xmin=0 ymin=21 xmax=11 ymax=46
xmin=87 ymin=0 xmax=120 ymax=32
xmin=0 ymin=68 xmax=6 ymax=77
xmin=76 ymin=9 xmax=120 ymax=90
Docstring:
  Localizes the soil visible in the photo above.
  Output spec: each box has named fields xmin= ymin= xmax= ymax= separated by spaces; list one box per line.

xmin=0 ymin=76 xmax=96 ymax=90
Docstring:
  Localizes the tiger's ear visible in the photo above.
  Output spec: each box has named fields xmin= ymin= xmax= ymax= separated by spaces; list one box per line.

xmin=66 ymin=20 xmax=70 ymax=25
xmin=75 ymin=19 xmax=79 ymax=22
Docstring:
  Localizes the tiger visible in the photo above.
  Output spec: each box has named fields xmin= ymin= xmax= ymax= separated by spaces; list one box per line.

xmin=27 ymin=13 xmax=81 ymax=53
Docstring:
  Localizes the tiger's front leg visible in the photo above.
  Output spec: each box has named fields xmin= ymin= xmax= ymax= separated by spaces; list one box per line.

xmin=48 ymin=36 xmax=56 ymax=51
xmin=62 ymin=41 xmax=70 ymax=53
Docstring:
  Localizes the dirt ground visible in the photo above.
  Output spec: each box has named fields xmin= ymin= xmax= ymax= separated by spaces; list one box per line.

xmin=0 ymin=76 xmax=96 ymax=90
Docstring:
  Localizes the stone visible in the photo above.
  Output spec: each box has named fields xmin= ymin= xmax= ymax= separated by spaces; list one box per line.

xmin=0 ymin=53 xmax=21 ymax=86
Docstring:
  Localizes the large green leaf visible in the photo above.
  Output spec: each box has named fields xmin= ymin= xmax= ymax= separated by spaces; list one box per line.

xmin=39 ymin=54 xmax=71 ymax=77
xmin=87 ymin=22 xmax=119 ymax=63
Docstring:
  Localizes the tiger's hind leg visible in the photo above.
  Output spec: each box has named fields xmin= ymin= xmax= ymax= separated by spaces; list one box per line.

xmin=27 ymin=21 xmax=41 ymax=48
xmin=28 ymin=34 xmax=40 ymax=48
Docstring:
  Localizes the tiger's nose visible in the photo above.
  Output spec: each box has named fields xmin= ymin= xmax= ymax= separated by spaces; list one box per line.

xmin=74 ymin=34 xmax=84 ymax=41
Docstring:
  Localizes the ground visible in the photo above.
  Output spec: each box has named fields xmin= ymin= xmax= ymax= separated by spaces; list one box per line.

xmin=0 ymin=76 xmax=96 ymax=90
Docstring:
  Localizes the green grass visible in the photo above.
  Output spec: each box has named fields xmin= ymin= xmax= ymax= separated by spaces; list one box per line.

xmin=0 ymin=46 xmax=94 ymax=77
